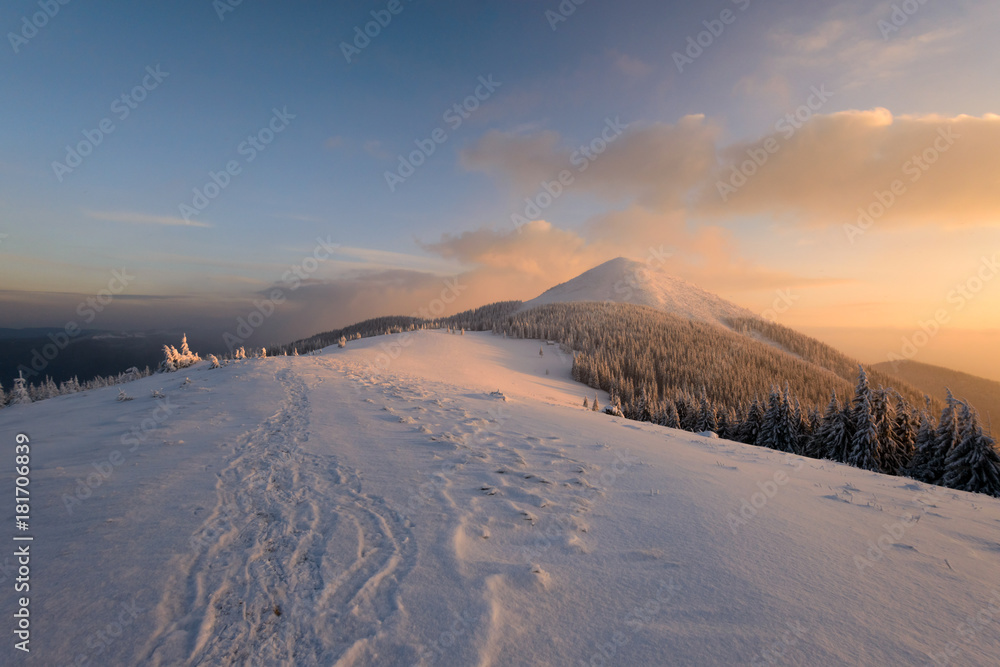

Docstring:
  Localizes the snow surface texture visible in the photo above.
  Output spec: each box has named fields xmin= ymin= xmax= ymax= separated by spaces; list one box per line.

xmin=520 ymin=257 xmax=756 ymax=326
xmin=2 ymin=331 xmax=1000 ymax=665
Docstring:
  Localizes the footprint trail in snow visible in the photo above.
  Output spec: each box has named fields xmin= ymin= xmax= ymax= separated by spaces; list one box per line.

xmin=142 ymin=365 xmax=416 ymax=666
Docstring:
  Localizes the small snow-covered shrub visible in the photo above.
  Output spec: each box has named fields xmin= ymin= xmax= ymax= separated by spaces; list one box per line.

xmin=117 ymin=389 xmax=134 ymax=402
xmin=10 ymin=372 xmax=31 ymax=405
xmin=207 ymin=354 xmax=220 ymax=369
xmin=160 ymin=334 xmax=201 ymax=372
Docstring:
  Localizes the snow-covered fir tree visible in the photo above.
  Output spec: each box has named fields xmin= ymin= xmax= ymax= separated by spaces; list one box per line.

xmin=661 ymin=400 xmax=680 ymax=429
xmin=10 ymin=372 xmax=32 ymax=405
xmin=870 ymin=387 xmax=911 ymax=475
xmin=696 ymin=390 xmax=718 ymax=433
xmin=716 ymin=405 xmax=733 ymax=440
xmin=912 ymin=390 xmax=959 ymax=485
xmin=160 ymin=334 xmax=201 ymax=372
xmin=737 ymin=398 xmax=764 ymax=445
xmin=943 ymin=401 xmax=1000 ymax=497
xmin=605 ymin=393 xmax=625 ymax=418
xmin=757 ymin=387 xmax=795 ymax=452
xmin=806 ymin=391 xmax=840 ymax=459
xmin=847 ymin=366 xmax=880 ymax=472
xmin=886 ymin=395 xmax=917 ymax=474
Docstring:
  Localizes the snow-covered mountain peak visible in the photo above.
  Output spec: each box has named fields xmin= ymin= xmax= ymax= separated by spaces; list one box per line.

xmin=521 ymin=256 xmax=756 ymax=326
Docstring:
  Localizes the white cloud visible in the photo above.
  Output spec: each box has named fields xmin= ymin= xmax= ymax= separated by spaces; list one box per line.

xmin=84 ymin=210 xmax=212 ymax=228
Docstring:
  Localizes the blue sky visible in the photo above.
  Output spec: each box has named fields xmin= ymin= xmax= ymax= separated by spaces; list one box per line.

xmin=2 ymin=0 xmax=1000 ymax=377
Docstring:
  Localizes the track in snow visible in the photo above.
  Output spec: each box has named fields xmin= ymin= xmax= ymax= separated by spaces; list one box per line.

xmin=141 ymin=365 xmax=416 ymax=666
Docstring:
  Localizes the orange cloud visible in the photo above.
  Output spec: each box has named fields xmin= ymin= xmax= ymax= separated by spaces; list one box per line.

xmin=697 ymin=110 xmax=1000 ymax=230
xmin=461 ymin=116 xmax=719 ymax=210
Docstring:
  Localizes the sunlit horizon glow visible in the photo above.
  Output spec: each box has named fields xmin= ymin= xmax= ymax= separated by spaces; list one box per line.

xmin=2 ymin=0 xmax=999 ymax=380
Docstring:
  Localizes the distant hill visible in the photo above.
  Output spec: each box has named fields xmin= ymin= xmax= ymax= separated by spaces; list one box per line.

xmin=872 ymin=360 xmax=1000 ymax=428
xmin=284 ymin=258 xmax=935 ymax=414
xmin=519 ymin=257 xmax=755 ymax=327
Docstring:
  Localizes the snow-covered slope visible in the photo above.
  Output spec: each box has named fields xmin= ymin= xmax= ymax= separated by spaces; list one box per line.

xmin=520 ymin=257 xmax=755 ymax=326
xmin=2 ymin=331 xmax=1000 ymax=665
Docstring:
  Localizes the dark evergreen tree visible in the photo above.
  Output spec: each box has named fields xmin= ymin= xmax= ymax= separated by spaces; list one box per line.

xmin=808 ymin=408 xmax=822 ymax=441
xmin=943 ymin=401 xmax=1000 ymax=497
xmin=872 ymin=387 xmax=901 ymax=475
xmin=906 ymin=409 xmax=938 ymax=480
xmin=737 ymin=398 xmax=764 ymax=446
xmin=757 ymin=387 xmax=796 ymax=452
xmin=826 ymin=402 xmax=854 ymax=463
xmin=716 ymin=406 xmax=733 ymax=440
xmin=637 ymin=386 xmax=654 ymax=423
xmin=791 ymin=396 xmax=808 ymax=455
xmin=887 ymin=394 xmax=917 ymax=474
xmin=913 ymin=390 xmax=959 ymax=485
xmin=696 ymin=389 xmax=719 ymax=433
xmin=847 ymin=366 xmax=880 ymax=472
xmin=678 ymin=393 xmax=699 ymax=432
xmin=806 ymin=391 xmax=840 ymax=459
xmin=660 ymin=400 xmax=680 ymax=429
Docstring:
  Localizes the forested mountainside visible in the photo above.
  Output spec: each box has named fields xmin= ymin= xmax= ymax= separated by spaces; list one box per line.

xmin=265 ymin=300 xmax=1000 ymax=496
xmin=280 ymin=300 xmax=933 ymax=415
